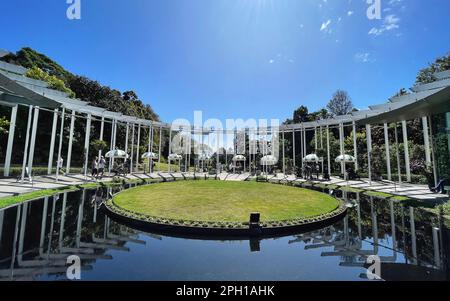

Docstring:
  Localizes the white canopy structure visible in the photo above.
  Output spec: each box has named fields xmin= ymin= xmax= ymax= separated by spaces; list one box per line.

xmin=105 ymin=149 xmax=128 ymax=158
xmin=141 ymin=152 xmax=158 ymax=159
xmin=335 ymin=155 xmax=356 ymax=163
xmin=303 ymin=154 xmax=320 ymax=162
xmin=260 ymin=155 xmax=277 ymax=166
xmin=168 ymin=154 xmax=182 ymax=161
xmin=232 ymin=155 xmax=246 ymax=162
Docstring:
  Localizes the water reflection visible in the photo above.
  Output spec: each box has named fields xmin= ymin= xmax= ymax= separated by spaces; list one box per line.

xmin=0 ymin=185 xmax=448 ymax=281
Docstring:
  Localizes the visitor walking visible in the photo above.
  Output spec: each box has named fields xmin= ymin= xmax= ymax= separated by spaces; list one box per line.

xmin=57 ymin=157 xmax=65 ymax=175
xmin=91 ymin=157 xmax=99 ymax=178
xmin=98 ymin=156 xmax=106 ymax=178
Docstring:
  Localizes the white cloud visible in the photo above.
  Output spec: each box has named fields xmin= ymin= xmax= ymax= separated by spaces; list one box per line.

xmin=347 ymin=11 xmax=354 ymax=16
xmin=354 ymin=52 xmax=375 ymax=63
xmin=368 ymin=14 xmax=400 ymax=36
xmin=320 ymin=19 xmax=332 ymax=32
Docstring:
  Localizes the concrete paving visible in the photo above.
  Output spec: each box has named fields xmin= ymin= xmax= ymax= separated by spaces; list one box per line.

xmin=0 ymin=172 xmax=448 ymax=202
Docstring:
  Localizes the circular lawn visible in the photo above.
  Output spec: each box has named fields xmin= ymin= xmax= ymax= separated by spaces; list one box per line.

xmin=112 ymin=180 xmax=340 ymax=223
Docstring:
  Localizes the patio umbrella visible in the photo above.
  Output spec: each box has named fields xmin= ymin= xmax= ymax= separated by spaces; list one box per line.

xmin=335 ymin=154 xmax=356 ymax=163
xmin=141 ymin=152 xmax=158 ymax=159
xmin=232 ymin=155 xmax=246 ymax=162
xmin=168 ymin=153 xmax=182 ymax=161
xmin=198 ymin=154 xmax=210 ymax=161
xmin=260 ymin=155 xmax=277 ymax=166
xmin=105 ymin=149 xmax=128 ymax=158
xmin=303 ymin=154 xmax=320 ymax=162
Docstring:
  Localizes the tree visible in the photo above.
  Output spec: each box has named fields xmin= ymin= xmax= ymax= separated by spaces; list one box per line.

xmin=0 ymin=116 xmax=9 ymax=135
xmin=26 ymin=66 xmax=75 ymax=98
xmin=416 ymin=53 xmax=450 ymax=84
xmin=326 ymin=90 xmax=354 ymax=116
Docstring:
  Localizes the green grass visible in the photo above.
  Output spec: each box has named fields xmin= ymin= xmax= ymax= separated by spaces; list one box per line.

xmin=113 ymin=180 xmax=340 ymax=222
xmin=0 ymin=186 xmax=80 ymax=209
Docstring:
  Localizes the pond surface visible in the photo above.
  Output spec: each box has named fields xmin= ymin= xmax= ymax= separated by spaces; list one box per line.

xmin=0 ymin=183 xmax=448 ymax=281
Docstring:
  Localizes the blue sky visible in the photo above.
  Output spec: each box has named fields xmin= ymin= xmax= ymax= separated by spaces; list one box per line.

xmin=1 ymin=0 xmax=449 ymax=123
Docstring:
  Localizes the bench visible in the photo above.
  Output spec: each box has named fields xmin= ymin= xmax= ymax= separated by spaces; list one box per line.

xmin=445 ymin=186 xmax=450 ymax=196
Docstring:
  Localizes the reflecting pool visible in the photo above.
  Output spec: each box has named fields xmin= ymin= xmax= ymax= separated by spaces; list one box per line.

xmin=0 ymin=184 xmax=448 ymax=281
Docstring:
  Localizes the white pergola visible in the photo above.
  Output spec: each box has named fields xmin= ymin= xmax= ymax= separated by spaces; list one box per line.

xmin=1 ymin=60 xmax=449 ymax=186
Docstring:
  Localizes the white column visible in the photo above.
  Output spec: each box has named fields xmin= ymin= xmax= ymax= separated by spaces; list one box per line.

xmin=130 ymin=124 xmax=135 ymax=173
xmin=366 ymin=124 xmax=372 ymax=184
xmin=136 ymin=124 xmax=141 ymax=171
xmin=320 ymin=126 xmax=323 ymax=149
xmin=301 ymin=128 xmax=304 ymax=169
xmin=20 ymin=106 xmax=33 ymax=182
xmin=352 ymin=121 xmax=358 ymax=171
xmin=409 ymin=207 xmax=417 ymax=264
xmin=4 ymin=104 xmax=18 ymax=177
xmin=168 ymin=128 xmax=172 ymax=172
xmin=428 ymin=116 xmax=438 ymax=187
xmin=326 ymin=125 xmax=331 ymax=176
xmin=314 ymin=126 xmax=318 ymax=151
xmin=158 ymin=126 xmax=162 ymax=172
xmin=292 ymin=130 xmax=296 ymax=171
xmin=282 ymin=130 xmax=286 ymax=174
xmin=339 ymin=123 xmax=345 ymax=175
xmin=26 ymin=106 xmax=40 ymax=180
xmin=66 ymin=110 xmax=76 ymax=173
xmin=384 ymin=123 xmax=392 ymax=181
xmin=47 ymin=108 xmax=59 ymax=175
xmin=55 ymin=108 xmax=65 ymax=181
xmin=83 ymin=114 xmax=92 ymax=177
xmin=422 ymin=116 xmax=431 ymax=166
xmin=124 ymin=122 xmax=129 ymax=154
xmin=394 ymin=122 xmax=402 ymax=185
xmin=99 ymin=116 xmax=105 ymax=158
xmin=402 ymin=120 xmax=411 ymax=182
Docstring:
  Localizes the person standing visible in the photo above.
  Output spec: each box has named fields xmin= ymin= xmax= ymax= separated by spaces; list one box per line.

xmin=98 ymin=156 xmax=106 ymax=178
xmin=91 ymin=157 xmax=98 ymax=178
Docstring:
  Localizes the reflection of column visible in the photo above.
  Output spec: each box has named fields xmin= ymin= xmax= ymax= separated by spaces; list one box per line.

xmin=0 ymin=210 xmax=3 ymax=248
xmin=402 ymin=120 xmax=411 ymax=182
xmin=10 ymin=205 xmax=22 ymax=277
xmin=76 ymin=190 xmax=86 ymax=248
xmin=18 ymin=203 xmax=28 ymax=262
xmin=370 ymin=197 xmax=378 ymax=253
xmin=432 ymin=227 xmax=441 ymax=268
xmin=384 ymin=123 xmax=392 ymax=181
xmin=46 ymin=196 xmax=57 ymax=259
xmin=58 ymin=193 xmax=67 ymax=249
xmin=47 ymin=108 xmax=59 ymax=175
xmin=39 ymin=197 xmax=48 ymax=255
xmin=4 ymin=104 xmax=18 ymax=177
xmin=356 ymin=193 xmax=362 ymax=239
xmin=390 ymin=200 xmax=397 ymax=253
xmin=409 ymin=207 xmax=417 ymax=264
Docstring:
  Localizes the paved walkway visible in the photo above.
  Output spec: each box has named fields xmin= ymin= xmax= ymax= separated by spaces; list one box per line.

xmin=0 ymin=172 xmax=447 ymax=202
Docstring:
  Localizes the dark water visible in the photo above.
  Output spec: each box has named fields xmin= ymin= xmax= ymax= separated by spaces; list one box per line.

xmin=0 ymin=183 xmax=448 ymax=281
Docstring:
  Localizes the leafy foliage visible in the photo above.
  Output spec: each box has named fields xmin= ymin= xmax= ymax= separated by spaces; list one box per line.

xmin=416 ymin=52 xmax=450 ymax=84
xmin=26 ymin=66 xmax=75 ymax=98
xmin=1 ymin=47 xmax=73 ymax=80
xmin=0 ymin=116 xmax=9 ymax=135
